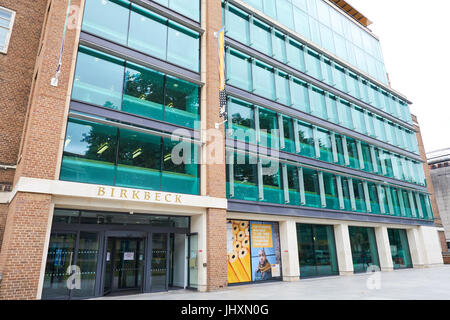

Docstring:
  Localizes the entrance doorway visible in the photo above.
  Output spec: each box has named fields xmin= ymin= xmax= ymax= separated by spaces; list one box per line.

xmin=104 ymin=237 xmax=145 ymax=295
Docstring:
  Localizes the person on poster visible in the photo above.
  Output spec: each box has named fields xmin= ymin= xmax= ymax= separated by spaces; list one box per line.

xmin=254 ymin=249 xmax=272 ymax=281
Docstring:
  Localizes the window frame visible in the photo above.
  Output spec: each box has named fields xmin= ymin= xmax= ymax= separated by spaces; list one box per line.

xmin=0 ymin=6 xmax=16 ymax=54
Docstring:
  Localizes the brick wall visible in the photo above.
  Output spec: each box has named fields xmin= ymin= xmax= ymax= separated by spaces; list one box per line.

xmin=0 ymin=0 xmax=47 ymax=181
xmin=412 ymin=115 xmax=444 ymax=231
xmin=0 ymin=193 xmax=52 ymax=300
xmin=0 ymin=0 xmax=82 ymax=299
xmin=203 ymin=0 xmax=227 ymax=290
xmin=0 ymin=204 xmax=8 ymax=249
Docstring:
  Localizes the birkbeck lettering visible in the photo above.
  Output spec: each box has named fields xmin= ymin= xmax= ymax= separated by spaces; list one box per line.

xmin=97 ymin=186 xmax=182 ymax=204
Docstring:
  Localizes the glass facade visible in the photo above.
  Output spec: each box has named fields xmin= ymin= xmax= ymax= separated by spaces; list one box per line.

xmin=348 ymin=226 xmax=380 ymax=273
xmin=231 ymin=0 xmax=388 ymax=84
xmin=225 ymin=47 xmax=419 ymax=154
xmin=296 ymin=223 xmax=339 ymax=278
xmin=226 ymin=97 xmax=425 ymax=187
xmin=82 ymin=0 xmax=200 ymax=71
xmin=226 ymin=150 xmax=433 ymax=221
xmin=72 ymin=46 xmax=200 ymax=129
xmin=388 ymin=229 xmax=413 ymax=269
xmin=60 ymin=117 xmax=200 ymax=195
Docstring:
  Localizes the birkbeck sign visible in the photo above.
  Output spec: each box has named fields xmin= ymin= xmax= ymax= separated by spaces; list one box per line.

xmin=97 ymin=186 xmax=183 ymax=204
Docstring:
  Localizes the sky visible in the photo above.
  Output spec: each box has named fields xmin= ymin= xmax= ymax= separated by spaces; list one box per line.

xmin=350 ymin=0 xmax=450 ymax=154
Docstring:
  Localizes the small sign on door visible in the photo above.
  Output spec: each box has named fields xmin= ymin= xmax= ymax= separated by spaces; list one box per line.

xmin=124 ymin=252 xmax=135 ymax=261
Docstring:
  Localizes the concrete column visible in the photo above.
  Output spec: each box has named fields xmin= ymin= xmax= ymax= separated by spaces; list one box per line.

xmin=334 ymin=224 xmax=354 ymax=275
xmin=279 ymin=219 xmax=300 ymax=281
xmin=417 ymin=226 xmax=444 ymax=267
xmin=407 ymin=228 xmax=425 ymax=268
xmin=374 ymin=226 xmax=394 ymax=272
xmin=190 ymin=213 xmax=208 ymax=292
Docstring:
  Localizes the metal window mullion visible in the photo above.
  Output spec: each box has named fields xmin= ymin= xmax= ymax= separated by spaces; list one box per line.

xmin=287 ymin=75 xmax=295 ymax=108
xmin=293 ymin=119 xmax=301 ymax=153
xmin=348 ymin=178 xmax=356 ymax=211
xmin=386 ymin=186 xmax=395 ymax=215
xmin=377 ymin=185 xmax=386 ymax=214
xmin=255 ymin=106 xmax=261 ymax=144
xmin=398 ymin=190 xmax=406 ymax=217
xmin=318 ymin=171 xmax=326 ymax=208
xmin=370 ymin=145 xmax=378 ymax=173
xmin=257 ymin=158 xmax=264 ymax=200
xmin=415 ymin=192 xmax=424 ymax=218
xmin=298 ymin=167 xmax=306 ymax=205
xmin=408 ymin=191 xmax=417 ymax=218
xmin=363 ymin=181 xmax=371 ymax=212
xmin=319 ymin=54 xmax=326 ymax=82
xmin=313 ymin=126 xmax=320 ymax=158
xmin=228 ymin=151 xmax=235 ymax=198
xmin=331 ymin=132 xmax=338 ymax=163
xmin=336 ymin=176 xmax=344 ymax=209
xmin=282 ymin=164 xmax=289 ymax=204
xmin=342 ymin=136 xmax=350 ymax=166
xmin=278 ymin=113 xmax=285 ymax=150
xmin=250 ymin=58 xmax=256 ymax=93
xmin=356 ymin=141 xmax=364 ymax=170
xmin=248 ymin=15 xmax=254 ymax=46
xmin=307 ymin=84 xmax=314 ymax=115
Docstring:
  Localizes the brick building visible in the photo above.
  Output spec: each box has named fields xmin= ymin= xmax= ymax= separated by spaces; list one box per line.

xmin=0 ymin=0 xmax=444 ymax=299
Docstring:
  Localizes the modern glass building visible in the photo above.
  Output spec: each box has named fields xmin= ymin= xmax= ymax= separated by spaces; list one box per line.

xmin=0 ymin=0 xmax=444 ymax=300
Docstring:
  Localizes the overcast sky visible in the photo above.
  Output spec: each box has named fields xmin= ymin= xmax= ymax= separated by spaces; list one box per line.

xmin=351 ymin=0 xmax=450 ymax=154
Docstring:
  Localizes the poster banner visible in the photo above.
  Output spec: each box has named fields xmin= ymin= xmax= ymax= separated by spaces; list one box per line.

xmin=227 ymin=220 xmax=251 ymax=283
xmin=250 ymin=221 xmax=281 ymax=281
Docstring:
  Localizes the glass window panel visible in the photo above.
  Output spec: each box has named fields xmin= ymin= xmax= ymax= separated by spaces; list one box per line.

xmin=72 ymin=46 xmax=124 ymax=110
xmin=360 ymin=142 xmax=374 ymax=173
xmin=352 ymin=178 xmax=366 ymax=212
xmin=323 ymin=172 xmax=339 ymax=210
xmin=167 ymin=21 xmax=200 ymax=71
xmin=258 ymin=107 xmax=279 ymax=149
xmin=309 ymin=87 xmax=327 ymax=119
xmin=332 ymin=64 xmax=347 ymax=93
xmin=82 ymin=0 xmax=130 ymax=45
xmin=336 ymin=99 xmax=352 ymax=129
xmin=291 ymin=78 xmax=309 ymax=113
xmin=351 ymin=106 xmax=366 ymax=134
xmin=253 ymin=61 xmax=275 ymax=100
xmin=250 ymin=18 xmax=272 ymax=56
xmin=305 ymin=49 xmax=322 ymax=80
xmin=282 ymin=117 xmax=296 ymax=154
xmin=226 ymin=49 xmax=252 ymax=91
xmin=227 ymin=98 xmax=256 ymax=144
xmin=319 ymin=24 xmax=335 ymax=53
xmin=42 ymin=233 xmax=77 ymax=299
xmin=168 ymin=0 xmax=200 ymax=21
xmin=293 ymin=7 xmax=310 ymax=39
xmin=309 ymin=18 xmax=321 ymax=46
xmin=286 ymin=40 xmax=305 ymax=72
xmin=325 ymin=94 xmax=339 ymax=124
xmin=72 ymin=232 xmax=100 ymax=298
xmin=286 ymin=165 xmax=300 ymax=206
xmin=367 ymin=182 xmax=380 ymax=214
xmin=334 ymin=133 xmax=345 ymax=165
xmin=303 ymin=167 xmax=321 ymax=208
xmin=164 ymin=75 xmax=200 ymax=129
xmin=116 ymin=129 xmax=162 ymax=190
xmin=128 ymin=5 xmax=168 ymax=61
xmin=275 ymin=71 xmax=290 ymax=106
xmin=123 ymin=63 xmax=165 ymax=121
xmin=276 ymin=0 xmax=294 ymax=30
xmin=232 ymin=153 xmax=258 ymax=201
xmin=297 ymin=121 xmax=315 ymax=158
xmin=61 ymin=118 xmax=117 ymax=185
xmin=162 ymin=138 xmax=199 ymax=195
xmin=321 ymin=58 xmax=334 ymax=86
xmin=316 ymin=128 xmax=333 ymax=162
xmin=349 ymin=226 xmax=380 ymax=273
xmin=346 ymin=137 xmax=359 ymax=169
xmin=340 ymin=177 xmax=352 ymax=211
xmin=226 ymin=5 xmax=250 ymax=45
xmin=272 ymin=31 xmax=287 ymax=63
xmin=262 ymin=0 xmax=277 ymax=18
xmin=388 ymin=229 xmax=413 ymax=269
xmin=261 ymin=161 xmax=283 ymax=204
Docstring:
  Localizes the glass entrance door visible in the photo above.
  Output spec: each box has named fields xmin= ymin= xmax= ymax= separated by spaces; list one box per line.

xmin=348 ymin=226 xmax=380 ymax=273
xmin=187 ymin=233 xmax=198 ymax=289
xmin=296 ymin=224 xmax=339 ymax=278
xmin=104 ymin=238 xmax=145 ymax=295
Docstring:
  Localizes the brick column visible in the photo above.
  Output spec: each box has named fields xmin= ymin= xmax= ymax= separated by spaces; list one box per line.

xmin=0 ymin=0 xmax=83 ymax=299
xmin=202 ymin=0 xmax=227 ymax=291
